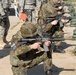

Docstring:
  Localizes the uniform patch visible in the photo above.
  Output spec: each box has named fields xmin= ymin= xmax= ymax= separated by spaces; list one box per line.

xmin=42 ymin=25 xmax=45 ymax=29
xmin=11 ymin=43 xmax=17 ymax=50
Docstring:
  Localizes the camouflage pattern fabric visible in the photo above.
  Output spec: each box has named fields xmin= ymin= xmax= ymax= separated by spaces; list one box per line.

xmin=10 ymin=22 xmax=52 ymax=75
xmin=0 ymin=26 xmax=5 ymax=39
xmin=0 ymin=0 xmax=10 ymax=43
xmin=38 ymin=0 xmax=65 ymax=52
xmin=53 ymin=30 xmax=64 ymax=46
xmin=20 ymin=22 xmax=37 ymax=38
xmin=38 ymin=2 xmax=58 ymax=33
xmin=38 ymin=2 xmax=57 ymax=18
xmin=19 ymin=0 xmax=36 ymax=24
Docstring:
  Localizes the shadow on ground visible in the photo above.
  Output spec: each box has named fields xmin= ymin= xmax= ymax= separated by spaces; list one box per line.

xmin=0 ymin=42 xmax=75 ymax=59
xmin=61 ymin=42 xmax=76 ymax=50
xmin=52 ymin=64 xmax=75 ymax=75
xmin=0 ymin=45 xmax=11 ymax=59
xmin=27 ymin=64 xmax=75 ymax=75
xmin=51 ymin=41 xmax=76 ymax=53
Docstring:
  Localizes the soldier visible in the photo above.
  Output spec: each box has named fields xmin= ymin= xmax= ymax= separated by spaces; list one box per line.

xmin=38 ymin=0 xmax=59 ymax=35
xmin=37 ymin=0 xmax=68 ymax=53
xmin=36 ymin=0 xmax=47 ymax=9
xmin=0 ymin=0 xmax=11 ymax=44
xmin=18 ymin=0 xmax=37 ymax=24
xmin=52 ymin=0 xmax=69 ymax=53
xmin=10 ymin=22 xmax=52 ymax=75
xmin=35 ymin=0 xmax=47 ymax=22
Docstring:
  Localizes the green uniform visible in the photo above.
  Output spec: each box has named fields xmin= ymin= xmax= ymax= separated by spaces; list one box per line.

xmin=39 ymin=0 xmax=65 ymax=53
xmin=52 ymin=0 xmax=65 ymax=52
xmin=10 ymin=22 xmax=52 ymax=75
xmin=37 ymin=1 xmax=58 ymax=74
xmin=38 ymin=1 xmax=58 ymax=34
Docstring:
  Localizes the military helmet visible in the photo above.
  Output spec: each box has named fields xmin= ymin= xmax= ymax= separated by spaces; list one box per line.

xmin=20 ymin=22 xmax=37 ymax=38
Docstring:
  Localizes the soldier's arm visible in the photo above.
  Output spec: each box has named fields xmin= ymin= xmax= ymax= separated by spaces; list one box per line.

xmin=14 ymin=43 xmax=42 ymax=56
xmin=14 ymin=45 xmax=32 ymax=56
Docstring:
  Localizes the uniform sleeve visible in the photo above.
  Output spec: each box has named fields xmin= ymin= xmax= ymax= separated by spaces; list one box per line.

xmin=10 ymin=50 xmax=31 ymax=66
xmin=11 ymin=31 xmax=32 ymax=56
xmin=14 ymin=45 xmax=31 ymax=56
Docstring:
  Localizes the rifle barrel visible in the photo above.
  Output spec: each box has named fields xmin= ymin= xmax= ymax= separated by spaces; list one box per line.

xmin=18 ymin=38 xmax=76 ymax=42
xmin=49 ymin=38 xmax=75 ymax=41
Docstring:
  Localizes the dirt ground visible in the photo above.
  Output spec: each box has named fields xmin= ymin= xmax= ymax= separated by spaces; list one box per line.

xmin=0 ymin=15 xmax=76 ymax=75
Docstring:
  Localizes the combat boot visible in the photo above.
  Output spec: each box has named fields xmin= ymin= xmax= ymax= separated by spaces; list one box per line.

xmin=45 ymin=70 xmax=52 ymax=75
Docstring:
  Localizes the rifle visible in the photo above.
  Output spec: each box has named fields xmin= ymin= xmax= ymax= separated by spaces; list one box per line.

xmin=17 ymin=36 xmax=75 ymax=52
xmin=54 ymin=0 xmax=73 ymax=13
xmin=18 ymin=37 xmax=75 ymax=43
xmin=45 ymin=15 xmax=72 ymax=25
xmin=11 ymin=30 xmax=76 ymax=52
xmin=46 ymin=16 xmax=72 ymax=22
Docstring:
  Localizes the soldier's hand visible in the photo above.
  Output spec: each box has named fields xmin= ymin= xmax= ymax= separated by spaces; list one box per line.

xmin=58 ymin=6 xmax=63 ymax=10
xmin=61 ymin=19 xmax=69 ymax=23
xmin=30 ymin=42 xmax=41 ymax=49
xmin=44 ymin=41 xmax=51 ymax=46
xmin=58 ymin=11 xmax=62 ymax=15
xmin=51 ymin=20 xmax=58 ymax=25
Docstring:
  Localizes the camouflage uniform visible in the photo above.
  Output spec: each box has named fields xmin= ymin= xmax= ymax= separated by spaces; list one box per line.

xmin=36 ymin=0 xmax=47 ymax=8
xmin=39 ymin=0 xmax=65 ymax=53
xmin=52 ymin=0 xmax=65 ymax=53
xmin=0 ymin=0 xmax=11 ymax=44
xmin=37 ymin=1 xmax=59 ymax=74
xmin=38 ymin=0 xmax=58 ymax=33
xmin=19 ymin=0 xmax=37 ymax=24
xmin=35 ymin=0 xmax=47 ymax=22
xmin=10 ymin=22 xmax=52 ymax=75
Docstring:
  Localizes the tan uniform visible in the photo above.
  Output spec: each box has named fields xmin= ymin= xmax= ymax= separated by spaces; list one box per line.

xmin=52 ymin=0 xmax=65 ymax=51
xmin=38 ymin=2 xmax=58 ymax=32
xmin=36 ymin=2 xmax=58 ymax=74
xmin=10 ymin=22 xmax=52 ymax=75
